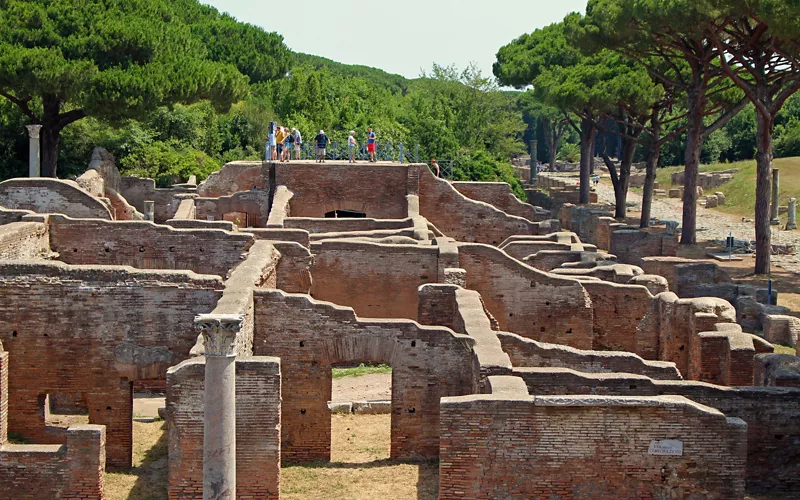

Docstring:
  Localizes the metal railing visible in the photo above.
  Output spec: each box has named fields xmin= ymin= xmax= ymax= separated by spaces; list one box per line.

xmin=267 ymin=141 xmax=420 ymax=163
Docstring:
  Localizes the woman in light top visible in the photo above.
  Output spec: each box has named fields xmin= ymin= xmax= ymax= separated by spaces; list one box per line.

xmin=348 ymin=131 xmax=358 ymax=163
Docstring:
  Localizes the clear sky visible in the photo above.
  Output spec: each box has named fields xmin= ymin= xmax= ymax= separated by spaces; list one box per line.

xmin=202 ymin=0 xmax=587 ymax=80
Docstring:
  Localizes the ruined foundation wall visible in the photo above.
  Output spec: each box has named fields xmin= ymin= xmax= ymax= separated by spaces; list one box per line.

xmin=47 ymin=215 xmax=254 ymax=277
xmin=457 ymin=243 xmax=594 ymax=348
xmin=0 ymin=262 xmax=222 ymax=467
xmin=195 ymin=190 xmax=270 ymax=228
xmin=515 ymin=367 xmax=800 ymax=493
xmin=439 ymin=377 xmax=747 ymax=500
xmin=419 ymin=166 xmax=551 ymax=245
xmin=253 ymin=290 xmax=476 ymax=462
xmin=0 ymin=222 xmax=51 ymax=260
xmin=275 ymin=163 xmax=409 ymax=219
xmin=166 ymin=357 xmax=281 ymax=499
xmin=310 ymin=240 xmax=439 ymax=320
xmin=0 ymin=178 xmax=112 ymax=220
xmin=450 ymin=181 xmax=544 ymax=221
xmin=119 ymin=177 xmax=188 ymax=222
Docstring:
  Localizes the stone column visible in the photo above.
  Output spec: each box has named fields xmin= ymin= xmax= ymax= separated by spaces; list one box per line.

xmin=196 ymin=314 xmax=242 ymax=500
xmin=787 ymin=198 xmax=797 ymax=230
xmin=530 ymin=140 xmax=538 ymax=185
xmin=25 ymin=125 xmax=42 ymax=177
xmin=770 ymin=168 xmax=780 ymax=225
xmin=143 ymin=201 xmax=155 ymax=221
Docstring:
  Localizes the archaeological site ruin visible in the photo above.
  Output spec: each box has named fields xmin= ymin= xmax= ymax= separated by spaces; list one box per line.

xmin=0 ymin=150 xmax=797 ymax=499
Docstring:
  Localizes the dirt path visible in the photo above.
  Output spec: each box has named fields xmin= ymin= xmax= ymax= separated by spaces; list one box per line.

xmin=593 ymin=180 xmax=800 ymax=274
xmin=332 ymin=373 xmax=391 ymax=402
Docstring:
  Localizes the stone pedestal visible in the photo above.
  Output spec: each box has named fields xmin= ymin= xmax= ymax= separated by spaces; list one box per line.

xmin=771 ymin=169 xmax=780 ymax=225
xmin=196 ymin=314 xmax=243 ymax=500
xmin=26 ymin=125 xmax=42 ymax=177
xmin=143 ymin=201 xmax=155 ymax=221
xmin=787 ymin=198 xmax=797 ymax=230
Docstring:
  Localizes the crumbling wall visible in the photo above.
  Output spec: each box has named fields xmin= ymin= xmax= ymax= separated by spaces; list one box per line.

xmin=275 ymin=163 xmax=409 ymax=219
xmin=419 ymin=166 xmax=554 ymax=244
xmin=641 ymin=256 xmax=732 ymax=297
xmin=0 ymin=261 xmax=222 ymax=467
xmin=119 ymin=177 xmax=189 ymax=222
xmin=47 ymin=215 xmax=254 ymax=277
xmin=439 ymin=376 xmax=747 ymax=500
xmin=457 ymin=243 xmax=594 ymax=348
xmin=450 ymin=181 xmax=547 ymax=221
xmin=610 ymin=229 xmax=679 ymax=266
xmin=515 ymin=367 xmax=800 ymax=493
xmin=0 ymin=222 xmax=51 ymax=260
xmin=284 ymin=217 xmax=414 ymax=234
xmin=166 ymin=356 xmax=281 ymax=499
xmin=310 ymin=240 xmax=439 ymax=320
xmin=195 ymin=190 xmax=270 ymax=228
xmin=0 ymin=178 xmax=112 ymax=220
xmin=197 ymin=161 xmax=266 ymax=197
xmin=253 ymin=289 xmax=476 ymax=462
xmin=582 ymin=280 xmax=654 ymax=352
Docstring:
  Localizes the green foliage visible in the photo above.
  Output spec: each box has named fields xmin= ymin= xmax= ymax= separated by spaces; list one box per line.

xmin=557 ymin=142 xmax=580 ymax=163
xmin=119 ymin=139 xmax=219 ymax=187
xmin=331 ymin=363 xmax=392 ymax=379
xmin=454 ymin=150 xmax=526 ymax=199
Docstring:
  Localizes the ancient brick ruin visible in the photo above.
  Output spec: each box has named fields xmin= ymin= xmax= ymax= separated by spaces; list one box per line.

xmin=0 ymin=151 xmax=797 ymax=498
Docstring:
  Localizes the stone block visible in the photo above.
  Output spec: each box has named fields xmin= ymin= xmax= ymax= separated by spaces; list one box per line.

xmin=669 ymin=188 xmax=682 ymax=199
xmin=705 ymin=195 xmax=719 ymax=208
xmin=352 ymin=400 xmax=391 ymax=415
xmin=328 ymin=401 xmax=353 ymax=414
xmin=715 ymin=192 xmax=726 ymax=205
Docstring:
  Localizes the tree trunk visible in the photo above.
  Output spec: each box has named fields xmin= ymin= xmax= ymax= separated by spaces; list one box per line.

xmin=579 ymin=114 xmax=595 ymax=205
xmin=641 ymin=145 xmax=660 ymax=228
xmin=39 ymin=95 xmax=63 ymax=178
xmin=681 ymin=85 xmax=705 ymax=245
xmin=614 ymin=135 xmax=637 ymax=219
xmin=544 ymin=120 xmax=557 ymax=171
xmin=754 ymin=109 xmax=773 ymax=275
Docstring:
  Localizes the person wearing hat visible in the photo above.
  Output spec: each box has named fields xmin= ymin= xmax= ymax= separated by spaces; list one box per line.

xmin=315 ymin=129 xmax=330 ymax=163
xmin=347 ymin=131 xmax=358 ymax=163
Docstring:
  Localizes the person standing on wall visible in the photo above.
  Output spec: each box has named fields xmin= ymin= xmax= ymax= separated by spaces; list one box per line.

xmin=292 ymin=128 xmax=303 ymax=160
xmin=315 ymin=130 xmax=330 ymax=163
xmin=283 ymin=129 xmax=294 ymax=162
xmin=267 ymin=122 xmax=277 ymax=161
xmin=431 ymin=158 xmax=440 ymax=177
xmin=275 ymin=126 xmax=287 ymax=161
xmin=366 ymin=127 xmax=377 ymax=162
xmin=348 ymin=131 xmax=358 ymax=163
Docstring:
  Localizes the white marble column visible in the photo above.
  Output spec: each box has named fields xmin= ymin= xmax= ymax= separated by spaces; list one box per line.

xmin=787 ymin=198 xmax=797 ymax=230
xmin=25 ymin=125 xmax=42 ymax=177
xmin=196 ymin=314 xmax=242 ymax=500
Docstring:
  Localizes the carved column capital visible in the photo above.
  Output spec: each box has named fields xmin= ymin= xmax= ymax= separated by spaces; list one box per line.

xmin=195 ymin=314 xmax=243 ymax=357
xmin=25 ymin=124 xmax=42 ymax=139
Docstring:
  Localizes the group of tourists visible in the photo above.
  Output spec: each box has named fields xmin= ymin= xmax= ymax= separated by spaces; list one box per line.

xmin=266 ymin=124 xmax=378 ymax=163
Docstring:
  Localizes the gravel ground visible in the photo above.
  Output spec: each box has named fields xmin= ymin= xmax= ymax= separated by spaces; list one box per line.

xmin=591 ymin=180 xmax=800 ymax=274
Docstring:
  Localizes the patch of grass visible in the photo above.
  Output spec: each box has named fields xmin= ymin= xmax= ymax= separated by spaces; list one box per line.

xmin=772 ymin=344 xmax=797 ymax=356
xmin=332 ymin=363 xmax=392 ymax=379
xmin=659 ymin=157 xmax=800 ymax=220
xmin=7 ymin=432 xmax=29 ymax=444
xmin=105 ymin=420 xmax=168 ymax=500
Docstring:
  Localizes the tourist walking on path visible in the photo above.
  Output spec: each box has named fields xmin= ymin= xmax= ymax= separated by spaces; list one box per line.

xmin=366 ymin=127 xmax=377 ymax=162
xmin=315 ymin=130 xmax=330 ymax=163
xmin=292 ymin=128 xmax=302 ymax=160
xmin=348 ymin=131 xmax=358 ymax=163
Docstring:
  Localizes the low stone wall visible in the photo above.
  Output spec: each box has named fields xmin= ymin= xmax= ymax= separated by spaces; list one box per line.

xmin=119 ymin=177 xmax=191 ymax=223
xmin=451 ymin=181 xmax=547 ymax=221
xmin=0 ymin=178 xmax=112 ymax=220
xmin=265 ymin=185 xmax=292 ymax=227
xmin=194 ymin=190 xmax=270 ymax=228
xmin=641 ymin=256 xmax=732 ymax=297
xmin=284 ymin=217 xmax=414 ymax=234
xmin=497 ymin=331 xmax=680 ymax=380
xmin=439 ymin=375 xmax=747 ymax=499
xmin=515 ymin=367 xmax=800 ymax=493
xmin=197 ymin=161 xmax=266 ymax=197
xmin=0 ymin=222 xmax=51 ymax=260
xmin=166 ymin=356 xmax=281 ymax=499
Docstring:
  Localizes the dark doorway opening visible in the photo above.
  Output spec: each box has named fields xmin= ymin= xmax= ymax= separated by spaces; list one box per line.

xmin=325 ymin=209 xmax=367 ymax=218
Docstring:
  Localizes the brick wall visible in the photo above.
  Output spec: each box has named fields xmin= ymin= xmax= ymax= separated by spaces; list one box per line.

xmin=497 ymin=332 xmax=681 ymax=380
xmin=119 ymin=177 xmax=190 ymax=222
xmin=419 ymin=166 xmax=552 ymax=245
xmin=252 ymin=289 xmax=476 ymax=462
xmin=640 ymin=256 xmax=732 ymax=298
xmin=450 ymin=181 xmax=546 ymax=221
xmin=310 ymin=240 xmax=439 ymax=320
xmin=0 ymin=222 xmax=51 ymax=260
xmin=47 ymin=215 xmax=254 ymax=277
xmin=515 ymin=367 xmax=800 ymax=493
xmin=0 ymin=178 xmax=112 ymax=219
xmin=275 ymin=163 xmax=409 ymax=219
xmin=581 ymin=280 xmax=654 ymax=352
xmin=610 ymin=229 xmax=679 ymax=266
xmin=166 ymin=356 xmax=281 ymax=499
xmin=195 ymin=190 xmax=270 ymax=228
xmin=0 ymin=261 xmax=221 ymax=467
xmin=284 ymin=217 xmax=414 ymax=234
xmin=197 ymin=161 xmax=266 ymax=197
xmin=457 ymin=243 xmax=594 ymax=348
xmin=439 ymin=388 xmax=747 ymax=499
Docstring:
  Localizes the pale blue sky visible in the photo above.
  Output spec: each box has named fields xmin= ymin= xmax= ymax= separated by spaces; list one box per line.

xmin=203 ymin=0 xmax=587 ymax=80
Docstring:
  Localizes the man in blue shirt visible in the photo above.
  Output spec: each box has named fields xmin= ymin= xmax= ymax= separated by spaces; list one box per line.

xmin=315 ymin=130 xmax=330 ymax=163
xmin=366 ymin=127 xmax=377 ymax=162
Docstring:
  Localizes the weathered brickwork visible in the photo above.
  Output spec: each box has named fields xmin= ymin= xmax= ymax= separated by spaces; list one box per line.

xmin=166 ymin=357 xmax=281 ymax=499
xmin=275 ymin=163 xmax=409 ymax=219
xmin=450 ymin=181 xmax=546 ymax=221
xmin=440 ymin=388 xmax=747 ymax=499
xmin=253 ymin=290 xmax=476 ymax=462
xmin=0 ymin=262 xmax=221 ymax=467
xmin=516 ymin=367 xmax=800 ymax=493
xmin=119 ymin=177 xmax=191 ymax=223
xmin=195 ymin=190 xmax=270 ymax=228
xmin=0 ymin=178 xmax=113 ymax=220
xmin=47 ymin=215 xmax=254 ymax=277
xmin=0 ymin=221 xmax=51 ymax=260
xmin=457 ymin=243 xmax=594 ymax=348
xmin=310 ymin=240 xmax=439 ymax=320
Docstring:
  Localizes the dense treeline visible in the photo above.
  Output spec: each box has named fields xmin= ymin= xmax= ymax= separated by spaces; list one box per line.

xmin=0 ymin=0 xmax=526 ymax=196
